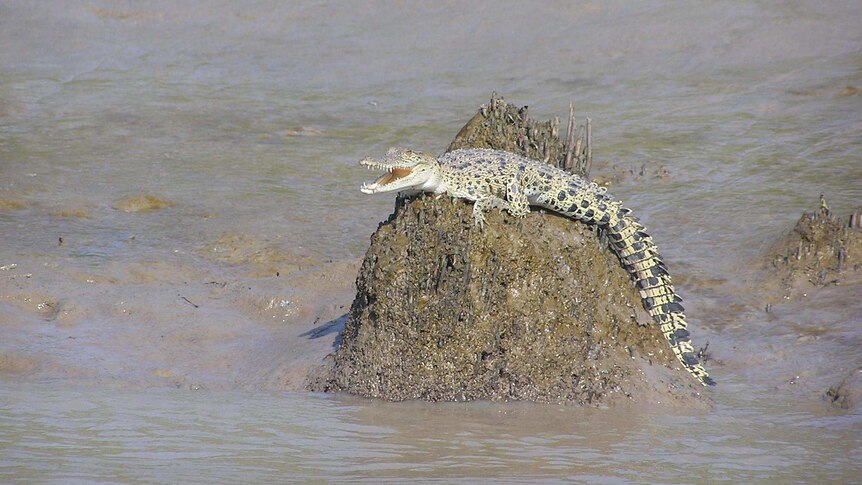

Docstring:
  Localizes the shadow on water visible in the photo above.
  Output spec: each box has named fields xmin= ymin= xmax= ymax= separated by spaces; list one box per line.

xmin=300 ymin=314 xmax=347 ymax=349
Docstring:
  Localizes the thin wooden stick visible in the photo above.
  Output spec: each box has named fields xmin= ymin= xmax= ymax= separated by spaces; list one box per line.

xmin=564 ymin=103 xmax=575 ymax=171
xmin=585 ymin=117 xmax=593 ymax=176
xmin=573 ymin=125 xmax=583 ymax=172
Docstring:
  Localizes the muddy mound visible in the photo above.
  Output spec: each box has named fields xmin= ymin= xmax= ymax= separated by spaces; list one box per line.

xmin=447 ymin=92 xmax=592 ymax=177
xmin=308 ymin=195 xmax=709 ymax=406
xmin=309 ymin=94 xmax=710 ymax=405
xmin=825 ymin=370 xmax=862 ymax=410
xmin=767 ymin=197 xmax=862 ymax=290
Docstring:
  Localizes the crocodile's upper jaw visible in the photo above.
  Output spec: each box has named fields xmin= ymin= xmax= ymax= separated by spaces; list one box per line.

xmin=359 ymin=151 xmax=442 ymax=194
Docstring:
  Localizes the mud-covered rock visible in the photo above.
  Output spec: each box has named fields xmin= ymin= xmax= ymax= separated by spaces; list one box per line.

xmin=767 ymin=198 xmax=862 ymax=290
xmin=824 ymin=370 xmax=862 ymax=410
xmin=308 ymin=194 xmax=709 ymax=405
xmin=448 ymin=93 xmax=591 ymax=177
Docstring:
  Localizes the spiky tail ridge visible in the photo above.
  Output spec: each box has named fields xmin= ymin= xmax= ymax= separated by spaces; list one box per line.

xmin=560 ymin=180 xmax=715 ymax=386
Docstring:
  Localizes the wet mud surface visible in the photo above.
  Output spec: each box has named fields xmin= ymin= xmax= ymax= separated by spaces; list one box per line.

xmin=0 ymin=232 xmax=356 ymax=391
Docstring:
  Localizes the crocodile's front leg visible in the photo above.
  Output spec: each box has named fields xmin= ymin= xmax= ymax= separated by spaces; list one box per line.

xmin=471 ymin=195 xmax=508 ymax=229
xmin=471 ymin=178 xmax=531 ymax=228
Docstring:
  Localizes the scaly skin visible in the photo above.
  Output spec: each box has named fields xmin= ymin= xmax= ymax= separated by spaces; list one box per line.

xmin=359 ymin=147 xmax=715 ymax=386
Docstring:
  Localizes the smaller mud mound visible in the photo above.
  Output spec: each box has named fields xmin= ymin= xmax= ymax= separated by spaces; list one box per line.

xmin=767 ymin=198 xmax=862 ymax=290
xmin=309 ymin=195 xmax=710 ymax=406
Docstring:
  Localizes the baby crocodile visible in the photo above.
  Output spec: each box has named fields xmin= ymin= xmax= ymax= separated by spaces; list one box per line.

xmin=359 ymin=147 xmax=715 ymax=386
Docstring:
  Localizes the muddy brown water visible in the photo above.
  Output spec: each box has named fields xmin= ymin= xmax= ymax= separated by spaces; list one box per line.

xmin=1 ymin=1 xmax=860 ymax=483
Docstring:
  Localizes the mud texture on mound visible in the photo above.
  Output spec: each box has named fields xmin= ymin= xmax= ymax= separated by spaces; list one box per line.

xmin=767 ymin=198 xmax=862 ymax=290
xmin=308 ymin=195 xmax=709 ymax=406
xmin=447 ymin=92 xmax=592 ymax=177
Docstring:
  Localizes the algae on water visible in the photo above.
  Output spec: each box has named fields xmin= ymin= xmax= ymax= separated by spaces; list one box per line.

xmin=112 ymin=195 xmax=174 ymax=212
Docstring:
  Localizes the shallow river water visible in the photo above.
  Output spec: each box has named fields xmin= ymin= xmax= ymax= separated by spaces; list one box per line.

xmin=1 ymin=1 xmax=861 ymax=483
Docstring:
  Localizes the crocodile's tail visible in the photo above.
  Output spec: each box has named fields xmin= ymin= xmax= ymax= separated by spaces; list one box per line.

xmin=605 ymin=208 xmax=715 ymax=386
xmin=560 ymin=180 xmax=714 ymax=386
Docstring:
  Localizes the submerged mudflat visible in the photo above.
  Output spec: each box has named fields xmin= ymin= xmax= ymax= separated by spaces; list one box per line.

xmin=1 ymin=1 xmax=861 ymax=483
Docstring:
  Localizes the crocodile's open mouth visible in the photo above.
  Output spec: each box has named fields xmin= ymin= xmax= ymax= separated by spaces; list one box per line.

xmin=360 ymin=164 xmax=415 ymax=193
xmin=371 ymin=167 xmax=413 ymax=186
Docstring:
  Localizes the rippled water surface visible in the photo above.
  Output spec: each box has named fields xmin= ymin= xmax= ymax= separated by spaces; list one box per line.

xmin=1 ymin=382 xmax=859 ymax=483
xmin=2 ymin=1 xmax=861 ymax=483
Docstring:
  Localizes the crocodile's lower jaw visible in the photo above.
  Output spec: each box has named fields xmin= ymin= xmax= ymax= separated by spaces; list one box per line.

xmin=360 ymin=183 xmax=382 ymax=194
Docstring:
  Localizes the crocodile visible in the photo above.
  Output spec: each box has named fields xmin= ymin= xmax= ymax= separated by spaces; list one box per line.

xmin=359 ymin=147 xmax=715 ymax=386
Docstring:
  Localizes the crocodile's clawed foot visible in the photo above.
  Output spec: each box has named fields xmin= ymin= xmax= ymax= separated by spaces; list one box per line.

xmin=472 ymin=211 xmax=487 ymax=231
